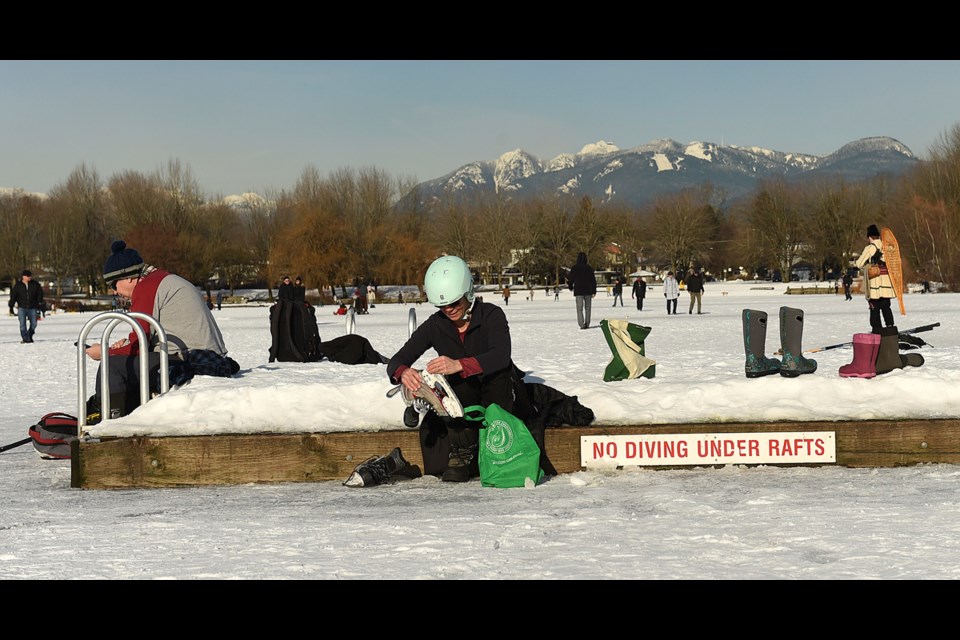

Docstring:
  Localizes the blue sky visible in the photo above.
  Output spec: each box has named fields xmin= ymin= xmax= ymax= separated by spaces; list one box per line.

xmin=3 ymin=60 xmax=959 ymax=197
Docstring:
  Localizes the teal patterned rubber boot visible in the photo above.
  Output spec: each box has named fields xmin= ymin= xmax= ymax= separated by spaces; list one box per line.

xmin=742 ymin=309 xmax=781 ymax=378
xmin=779 ymin=306 xmax=817 ymax=377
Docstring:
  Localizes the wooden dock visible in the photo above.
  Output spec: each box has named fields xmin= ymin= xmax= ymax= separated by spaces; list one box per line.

xmin=71 ymin=418 xmax=960 ymax=489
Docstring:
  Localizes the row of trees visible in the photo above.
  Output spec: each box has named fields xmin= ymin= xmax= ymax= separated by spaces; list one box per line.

xmin=5 ymin=124 xmax=960 ymax=298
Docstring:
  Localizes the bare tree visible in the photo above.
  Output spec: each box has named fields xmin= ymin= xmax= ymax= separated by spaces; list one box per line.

xmin=571 ymin=196 xmax=607 ymax=266
xmin=243 ymin=190 xmax=280 ymax=296
xmin=474 ymin=193 xmax=516 ymax=286
xmin=38 ymin=197 xmax=84 ymax=301
xmin=108 ymin=170 xmax=165 ymax=233
xmin=48 ymin=163 xmax=111 ymax=294
xmin=154 ymin=158 xmax=204 ymax=230
xmin=742 ymin=178 xmax=807 ymax=280
xmin=0 ymin=191 xmax=44 ymax=287
xmin=537 ymin=201 xmax=576 ymax=285
xmin=648 ymin=188 xmax=720 ymax=275
xmin=802 ymin=178 xmax=871 ymax=280
xmin=889 ymin=123 xmax=960 ymax=288
xmin=428 ymin=200 xmax=474 ymax=262
xmin=604 ymin=205 xmax=644 ymax=276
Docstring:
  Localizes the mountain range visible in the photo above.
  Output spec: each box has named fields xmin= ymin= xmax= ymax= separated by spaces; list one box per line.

xmin=1 ymin=137 xmax=920 ymax=211
xmin=407 ymin=136 xmax=920 ymax=209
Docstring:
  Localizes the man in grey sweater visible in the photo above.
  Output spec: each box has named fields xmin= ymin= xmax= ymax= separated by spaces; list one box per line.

xmin=84 ymin=240 xmax=238 ymax=420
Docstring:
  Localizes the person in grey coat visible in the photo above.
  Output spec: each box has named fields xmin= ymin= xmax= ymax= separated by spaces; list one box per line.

xmin=567 ymin=252 xmax=597 ymax=329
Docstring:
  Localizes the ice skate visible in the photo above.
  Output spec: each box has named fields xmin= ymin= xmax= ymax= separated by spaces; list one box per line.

xmin=389 ymin=369 xmax=464 ymax=419
xmin=343 ymin=447 xmax=418 ymax=487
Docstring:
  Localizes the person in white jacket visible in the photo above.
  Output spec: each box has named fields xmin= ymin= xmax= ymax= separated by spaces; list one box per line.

xmin=663 ymin=271 xmax=680 ymax=315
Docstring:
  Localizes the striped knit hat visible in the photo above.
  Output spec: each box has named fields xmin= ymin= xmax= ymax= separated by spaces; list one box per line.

xmin=103 ymin=240 xmax=144 ymax=285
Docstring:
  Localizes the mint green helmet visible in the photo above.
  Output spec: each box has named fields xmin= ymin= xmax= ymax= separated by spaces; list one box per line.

xmin=424 ymin=255 xmax=475 ymax=306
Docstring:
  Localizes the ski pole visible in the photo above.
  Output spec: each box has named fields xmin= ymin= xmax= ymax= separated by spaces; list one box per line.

xmin=0 ymin=437 xmax=32 ymax=454
xmin=776 ymin=322 xmax=940 ymax=355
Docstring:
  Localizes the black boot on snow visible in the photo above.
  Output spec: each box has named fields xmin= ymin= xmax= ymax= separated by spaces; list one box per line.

xmin=742 ymin=309 xmax=781 ymax=378
xmin=778 ymin=306 xmax=817 ymax=377
xmin=875 ymin=325 xmax=925 ymax=373
xmin=343 ymin=447 xmax=412 ymax=488
xmin=442 ymin=427 xmax=479 ymax=483
xmin=874 ymin=326 xmax=904 ymax=375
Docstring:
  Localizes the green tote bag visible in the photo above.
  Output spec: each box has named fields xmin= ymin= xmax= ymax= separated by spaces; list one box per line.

xmin=464 ymin=403 xmax=545 ymax=488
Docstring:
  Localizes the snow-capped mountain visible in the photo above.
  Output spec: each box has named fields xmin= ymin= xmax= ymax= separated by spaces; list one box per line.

xmin=220 ymin=192 xmax=271 ymax=210
xmin=0 ymin=187 xmax=47 ymax=200
xmin=408 ymin=136 xmax=919 ymax=209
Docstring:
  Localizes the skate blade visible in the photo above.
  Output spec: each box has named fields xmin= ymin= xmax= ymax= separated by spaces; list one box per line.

xmin=386 ymin=384 xmax=403 ymax=399
xmin=419 ymin=372 xmax=464 ymax=418
xmin=343 ymin=471 xmax=367 ymax=488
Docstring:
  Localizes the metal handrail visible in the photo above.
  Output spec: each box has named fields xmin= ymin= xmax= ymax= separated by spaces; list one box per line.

xmin=77 ymin=311 xmax=170 ymax=435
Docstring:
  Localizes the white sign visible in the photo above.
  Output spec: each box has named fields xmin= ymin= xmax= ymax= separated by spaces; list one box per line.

xmin=581 ymin=432 xmax=836 ymax=468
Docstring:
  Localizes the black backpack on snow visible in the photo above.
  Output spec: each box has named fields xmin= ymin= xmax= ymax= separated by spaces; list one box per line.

xmin=269 ymin=299 xmax=323 ymax=362
xmin=268 ymin=299 xmax=386 ymax=365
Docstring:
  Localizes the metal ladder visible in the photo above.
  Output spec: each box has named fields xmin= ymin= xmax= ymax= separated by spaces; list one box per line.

xmin=76 ymin=311 xmax=170 ymax=437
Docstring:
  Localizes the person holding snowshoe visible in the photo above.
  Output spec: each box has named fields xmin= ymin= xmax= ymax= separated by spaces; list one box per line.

xmin=850 ymin=224 xmax=923 ymax=375
xmin=387 ymin=255 xmax=529 ymax=482
xmin=84 ymin=240 xmax=239 ymax=421
xmin=856 ymin=224 xmax=896 ymax=332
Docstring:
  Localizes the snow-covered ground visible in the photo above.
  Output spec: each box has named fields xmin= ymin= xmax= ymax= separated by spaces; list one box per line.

xmin=3 ymin=281 xmax=959 ymax=579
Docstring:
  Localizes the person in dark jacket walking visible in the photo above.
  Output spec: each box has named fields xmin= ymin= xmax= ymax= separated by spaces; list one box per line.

xmin=568 ymin=252 xmax=597 ymax=329
xmin=8 ymin=269 xmax=44 ymax=343
xmin=388 ymin=255 xmax=528 ymax=482
xmin=686 ymin=268 xmax=705 ymax=314
xmin=631 ymin=277 xmax=647 ymax=311
xmin=611 ymin=278 xmax=624 ymax=307
xmin=842 ymin=273 xmax=853 ymax=301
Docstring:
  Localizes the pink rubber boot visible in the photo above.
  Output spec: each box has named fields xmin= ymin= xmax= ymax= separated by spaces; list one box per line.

xmin=839 ymin=333 xmax=881 ymax=378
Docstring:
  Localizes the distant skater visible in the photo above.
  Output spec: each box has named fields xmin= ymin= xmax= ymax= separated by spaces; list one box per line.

xmin=631 ymin=277 xmax=646 ymax=311
xmin=611 ymin=278 xmax=624 ymax=307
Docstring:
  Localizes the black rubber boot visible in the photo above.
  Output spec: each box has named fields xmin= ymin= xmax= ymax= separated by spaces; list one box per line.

xmin=442 ymin=427 xmax=479 ymax=483
xmin=742 ymin=309 xmax=781 ymax=378
xmin=779 ymin=306 xmax=817 ymax=377
xmin=900 ymin=352 xmax=925 ymax=368
xmin=874 ymin=326 xmax=904 ymax=375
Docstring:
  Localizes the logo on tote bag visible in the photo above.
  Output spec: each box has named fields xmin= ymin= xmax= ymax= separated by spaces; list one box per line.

xmin=484 ymin=419 xmax=515 ymax=454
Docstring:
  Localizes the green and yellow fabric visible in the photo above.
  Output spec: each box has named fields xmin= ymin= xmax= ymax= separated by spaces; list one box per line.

xmin=600 ymin=318 xmax=656 ymax=381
